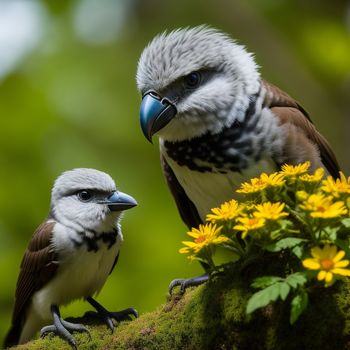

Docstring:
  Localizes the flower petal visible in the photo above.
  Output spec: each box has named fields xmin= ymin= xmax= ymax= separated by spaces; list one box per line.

xmin=213 ymin=236 xmax=230 ymax=244
xmin=333 ymin=250 xmax=346 ymax=263
xmin=325 ymin=271 xmax=333 ymax=283
xmin=332 ymin=268 xmax=350 ymax=277
xmin=241 ymin=231 xmax=249 ymax=239
xmin=334 ymin=259 xmax=349 ymax=268
xmin=179 ymin=247 xmax=190 ymax=254
xmin=181 ymin=241 xmax=198 ymax=248
xmin=317 ymin=270 xmax=327 ymax=281
xmin=327 ymin=245 xmax=338 ymax=259
xmin=311 ymin=246 xmax=323 ymax=259
xmin=303 ymin=259 xmax=321 ymax=270
xmin=187 ymin=230 xmax=199 ymax=239
xmin=233 ymin=225 xmax=246 ymax=232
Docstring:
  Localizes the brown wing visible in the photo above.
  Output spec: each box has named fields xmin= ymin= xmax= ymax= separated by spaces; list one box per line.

xmin=262 ymin=80 xmax=340 ymax=178
xmin=161 ymin=154 xmax=202 ymax=229
xmin=4 ymin=220 xmax=58 ymax=348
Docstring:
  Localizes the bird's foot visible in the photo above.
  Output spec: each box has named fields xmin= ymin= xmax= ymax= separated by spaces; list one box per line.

xmin=40 ymin=305 xmax=90 ymax=349
xmin=86 ymin=297 xmax=138 ymax=333
xmin=169 ymin=273 xmax=209 ymax=295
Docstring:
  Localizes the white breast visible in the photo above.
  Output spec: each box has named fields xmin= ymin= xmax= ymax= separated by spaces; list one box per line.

xmin=38 ymin=223 xmax=121 ymax=312
xmin=164 ymin=152 xmax=277 ymax=221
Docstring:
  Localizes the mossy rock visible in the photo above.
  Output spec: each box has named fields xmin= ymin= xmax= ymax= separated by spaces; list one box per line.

xmin=9 ymin=264 xmax=350 ymax=350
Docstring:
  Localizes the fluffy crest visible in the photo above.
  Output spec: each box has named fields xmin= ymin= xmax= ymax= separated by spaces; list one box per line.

xmin=52 ymin=168 xmax=116 ymax=201
xmin=136 ymin=25 xmax=260 ymax=94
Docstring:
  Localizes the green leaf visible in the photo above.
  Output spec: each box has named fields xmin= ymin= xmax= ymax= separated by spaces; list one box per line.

xmin=322 ymin=226 xmax=338 ymax=241
xmin=341 ymin=218 xmax=350 ymax=228
xmin=279 ymin=283 xmax=291 ymax=300
xmin=246 ymin=283 xmax=281 ymax=314
xmin=247 ymin=281 xmax=292 ymax=314
xmin=285 ymin=272 xmax=307 ymax=289
xmin=279 ymin=219 xmax=292 ymax=230
xmin=290 ymin=290 xmax=308 ymax=324
xmin=336 ymin=239 xmax=350 ymax=257
xmin=251 ymin=276 xmax=283 ymax=289
xmin=247 ymin=273 xmax=306 ymax=316
xmin=292 ymin=245 xmax=303 ymax=259
xmin=270 ymin=229 xmax=282 ymax=240
xmin=266 ymin=238 xmax=306 ymax=253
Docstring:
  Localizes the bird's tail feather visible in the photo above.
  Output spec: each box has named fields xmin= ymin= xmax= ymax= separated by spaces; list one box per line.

xmin=3 ymin=320 xmax=22 ymax=349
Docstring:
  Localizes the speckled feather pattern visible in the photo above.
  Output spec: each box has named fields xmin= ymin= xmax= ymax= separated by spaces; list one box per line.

xmin=137 ymin=26 xmax=259 ymax=94
xmin=163 ymin=92 xmax=284 ymax=173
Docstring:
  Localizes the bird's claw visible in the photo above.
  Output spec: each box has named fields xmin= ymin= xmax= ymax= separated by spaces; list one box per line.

xmin=40 ymin=319 xmax=90 ymax=349
xmin=169 ymin=278 xmax=187 ymax=294
xmin=110 ymin=307 xmax=139 ymax=321
xmin=86 ymin=297 xmax=138 ymax=333
xmin=169 ymin=274 xmax=209 ymax=295
xmin=85 ymin=308 xmax=138 ymax=333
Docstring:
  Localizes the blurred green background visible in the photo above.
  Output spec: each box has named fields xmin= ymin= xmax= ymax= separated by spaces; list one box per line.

xmin=0 ymin=0 xmax=349 ymax=344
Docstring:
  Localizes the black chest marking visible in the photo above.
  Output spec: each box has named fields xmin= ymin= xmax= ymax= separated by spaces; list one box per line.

xmin=164 ymin=96 xmax=266 ymax=173
xmin=71 ymin=228 xmax=119 ymax=252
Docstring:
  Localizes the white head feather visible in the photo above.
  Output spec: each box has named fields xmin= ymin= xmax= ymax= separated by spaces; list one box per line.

xmin=51 ymin=168 xmax=120 ymax=232
xmin=137 ymin=26 xmax=261 ymax=141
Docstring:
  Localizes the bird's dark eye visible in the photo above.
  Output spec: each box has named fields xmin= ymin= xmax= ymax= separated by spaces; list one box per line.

xmin=77 ymin=190 xmax=92 ymax=202
xmin=184 ymin=71 xmax=201 ymax=88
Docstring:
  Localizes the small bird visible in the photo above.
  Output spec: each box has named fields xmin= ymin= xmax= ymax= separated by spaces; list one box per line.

xmin=4 ymin=168 xmax=138 ymax=349
xmin=136 ymin=26 xmax=340 ymax=290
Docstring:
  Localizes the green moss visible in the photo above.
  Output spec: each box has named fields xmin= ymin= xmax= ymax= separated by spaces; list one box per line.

xmin=9 ymin=265 xmax=350 ymax=350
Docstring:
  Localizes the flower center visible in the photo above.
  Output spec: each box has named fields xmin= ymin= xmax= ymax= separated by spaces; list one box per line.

xmin=320 ymin=258 xmax=334 ymax=270
xmin=248 ymin=218 xmax=259 ymax=226
xmin=317 ymin=206 xmax=326 ymax=212
xmin=195 ymin=235 xmax=206 ymax=244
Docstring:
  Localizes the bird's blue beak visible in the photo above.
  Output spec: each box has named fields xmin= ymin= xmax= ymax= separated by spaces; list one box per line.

xmin=100 ymin=191 xmax=137 ymax=212
xmin=140 ymin=91 xmax=177 ymax=143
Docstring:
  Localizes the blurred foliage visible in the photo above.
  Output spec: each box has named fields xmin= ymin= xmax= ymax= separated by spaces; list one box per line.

xmin=0 ymin=0 xmax=349 ymax=344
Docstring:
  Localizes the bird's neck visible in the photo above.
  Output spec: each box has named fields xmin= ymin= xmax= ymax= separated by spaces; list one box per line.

xmin=49 ymin=210 xmax=121 ymax=247
xmin=52 ymin=216 xmax=122 ymax=253
xmin=69 ymin=226 xmax=121 ymax=253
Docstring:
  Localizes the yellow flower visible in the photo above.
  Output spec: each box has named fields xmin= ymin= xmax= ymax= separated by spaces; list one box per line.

xmin=206 ymin=199 xmax=241 ymax=223
xmin=236 ymin=177 xmax=268 ymax=194
xmin=253 ymin=202 xmax=288 ymax=221
xmin=260 ymin=172 xmax=286 ymax=187
xmin=280 ymin=161 xmax=310 ymax=178
xmin=300 ymin=168 xmax=324 ymax=183
xmin=302 ymin=244 xmax=350 ymax=286
xmin=321 ymin=172 xmax=350 ymax=197
xmin=236 ymin=171 xmax=284 ymax=194
xmin=179 ymin=223 xmax=230 ymax=254
xmin=296 ymin=190 xmax=309 ymax=201
xmin=234 ymin=216 xmax=266 ymax=239
xmin=299 ymin=193 xmax=347 ymax=218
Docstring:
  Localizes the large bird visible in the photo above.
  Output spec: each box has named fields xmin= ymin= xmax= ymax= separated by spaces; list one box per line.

xmin=4 ymin=168 xmax=138 ymax=349
xmin=136 ymin=26 xmax=340 ymax=291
